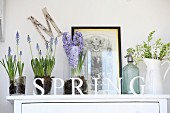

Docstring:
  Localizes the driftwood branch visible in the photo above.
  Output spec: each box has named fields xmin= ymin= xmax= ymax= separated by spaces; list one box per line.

xmin=28 ymin=7 xmax=62 ymax=43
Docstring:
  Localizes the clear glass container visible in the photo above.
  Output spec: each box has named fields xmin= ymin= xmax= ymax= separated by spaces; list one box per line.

xmin=122 ymin=62 xmax=140 ymax=94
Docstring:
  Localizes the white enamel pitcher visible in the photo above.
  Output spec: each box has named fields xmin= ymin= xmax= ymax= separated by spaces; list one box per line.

xmin=144 ymin=58 xmax=170 ymax=94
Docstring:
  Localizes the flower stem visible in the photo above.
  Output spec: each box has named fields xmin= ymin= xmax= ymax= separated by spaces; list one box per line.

xmin=17 ymin=45 xmax=19 ymax=61
xmin=29 ymin=43 xmax=34 ymax=59
xmin=54 ymin=45 xmax=56 ymax=57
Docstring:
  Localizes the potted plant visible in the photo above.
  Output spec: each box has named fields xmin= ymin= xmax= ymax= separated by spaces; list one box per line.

xmin=0 ymin=32 xmax=26 ymax=95
xmin=15 ymin=32 xmax=25 ymax=94
xmin=0 ymin=47 xmax=17 ymax=95
xmin=27 ymin=35 xmax=57 ymax=95
xmin=127 ymin=31 xmax=170 ymax=64
xmin=127 ymin=31 xmax=170 ymax=94
xmin=62 ymin=31 xmax=87 ymax=94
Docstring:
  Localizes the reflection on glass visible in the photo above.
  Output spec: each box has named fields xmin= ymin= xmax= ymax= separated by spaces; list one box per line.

xmin=84 ymin=34 xmax=119 ymax=94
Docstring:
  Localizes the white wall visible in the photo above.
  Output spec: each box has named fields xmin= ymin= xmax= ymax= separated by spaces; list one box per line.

xmin=0 ymin=0 xmax=170 ymax=113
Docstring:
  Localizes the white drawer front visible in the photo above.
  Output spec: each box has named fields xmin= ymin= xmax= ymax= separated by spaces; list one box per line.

xmin=22 ymin=102 xmax=159 ymax=113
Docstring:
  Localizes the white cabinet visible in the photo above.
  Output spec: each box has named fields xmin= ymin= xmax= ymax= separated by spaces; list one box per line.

xmin=22 ymin=103 xmax=159 ymax=113
xmin=7 ymin=95 xmax=169 ymax=113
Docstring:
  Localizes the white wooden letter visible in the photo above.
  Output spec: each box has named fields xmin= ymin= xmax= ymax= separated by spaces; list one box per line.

xmin=130 ymin=76 xmax=145 ymax=95
xmin=52 ymin=78 xmax=64 ymax=95
xmin=33 ymin=78 xmax=44 ymax=95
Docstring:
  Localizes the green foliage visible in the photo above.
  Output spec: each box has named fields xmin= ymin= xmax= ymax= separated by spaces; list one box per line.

xmin=17 ymin=61 xmax=24 ymax=77
xmin=0 ymin=55 xmax=17 ymax=80
xmin=31 ymin=58 xmax=44 ymax=77
xmin=127 ymin=31 xmax=170 ymax=65
xmin=31 ymin=56 xmax=55 ymax=77
xmin=28 ymin=37 xmax=57 ymax=77
xmin=44 ymin=57 xmax=55 ymax=76
xmin=71 ymin=52 xmax=87 ymax=76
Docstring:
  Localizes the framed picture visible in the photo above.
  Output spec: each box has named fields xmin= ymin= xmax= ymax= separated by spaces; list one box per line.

xmin=72 ymin=27 xmax=122 ymax=94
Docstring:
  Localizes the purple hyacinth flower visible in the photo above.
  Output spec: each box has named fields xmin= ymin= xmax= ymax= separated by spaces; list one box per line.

xmin=8 ymin=46 xmax=11 ymax=57
xmin=78 ymin=33 xmax=84 ymax=53
xmin=63 ymin=44 xmax=71 ymax=57
xmin=62 ymin=32 xmax=72 ymax=45
xmin=62 ymin=32 xmax=72 ymax=57
xmin=68 ymin=46 xmax=78 ymax=69
xmin=72 ymin=31 xmax=84 ymax=54
xmin=75 ymin=31 xmax=83 ymax=37
xmin=62 ymin=31 xmax=84 ymax=69
xmin=16 ymin=32 xmax=19 ymax=45
xmin=27 ymin=35 xmax=31 ymax=43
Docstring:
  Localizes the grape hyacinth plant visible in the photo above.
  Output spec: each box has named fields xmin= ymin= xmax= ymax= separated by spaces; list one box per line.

xmin=0 ymin=47 xmax=17 ymax=81
xmin=62 ymin=31 xmax=86 ymax=77
xmin=16 ymin=32 xmax=24 ymax=77
xmin=27 ymin=36 xmax=58 ymax=94
xmin=27 ymin=36 xmax=57 ymax=77
xmin=0 ymin=47 xmax=18 ymax=95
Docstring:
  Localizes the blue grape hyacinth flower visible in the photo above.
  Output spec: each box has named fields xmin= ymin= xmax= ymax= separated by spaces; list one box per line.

xmin=8 ymin=46 xmax=12 ymax=57
xmin=16 ymin=32 xmax=19 ymax=45
xmin=20 ymin=51 xmax=22 ymax=56
xmin=50 ymin=38 xmax=54 ymax=46
xmin=36 ymin=43 xmax=40 ymax=52
xmin=27 ymin=35 xmax=31 ymax=43
xmin=45 ymin=42 xmax=49 ymax=50
xmin=55 ymin=37 xmax=58 ymax=45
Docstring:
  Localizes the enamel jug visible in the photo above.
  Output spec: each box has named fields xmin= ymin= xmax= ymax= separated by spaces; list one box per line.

xmin=144 ymin=58 xmax=170 ymax=94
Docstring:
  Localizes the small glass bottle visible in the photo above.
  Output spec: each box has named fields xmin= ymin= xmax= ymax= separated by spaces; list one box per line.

xmin=122 ymin=54 xmax=140 ymax=94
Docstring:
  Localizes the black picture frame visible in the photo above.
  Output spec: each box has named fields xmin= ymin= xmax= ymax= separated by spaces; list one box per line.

xmin=72 ymin=26 xmax=122 ymax=94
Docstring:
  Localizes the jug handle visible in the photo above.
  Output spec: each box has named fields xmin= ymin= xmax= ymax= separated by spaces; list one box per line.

xmin=161 ymin=61 xmax=170 ymax=80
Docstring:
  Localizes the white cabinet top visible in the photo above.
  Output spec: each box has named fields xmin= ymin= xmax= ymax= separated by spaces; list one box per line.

xmin=6 ymin=95 xmax=170 ymax=103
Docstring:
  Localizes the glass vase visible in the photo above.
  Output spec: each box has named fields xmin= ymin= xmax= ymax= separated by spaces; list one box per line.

xmin=64 ymin=67 xmax=88 ymax=94
xmin=9 ymin=80 xmax=16 ymax=95
xmin=34 ymin=76 xmax=52 ymax=95
xmin=16 ymin=76 xmax=26 ymax=95
xmin=9 ymin=76 xmax=26 ymax=95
